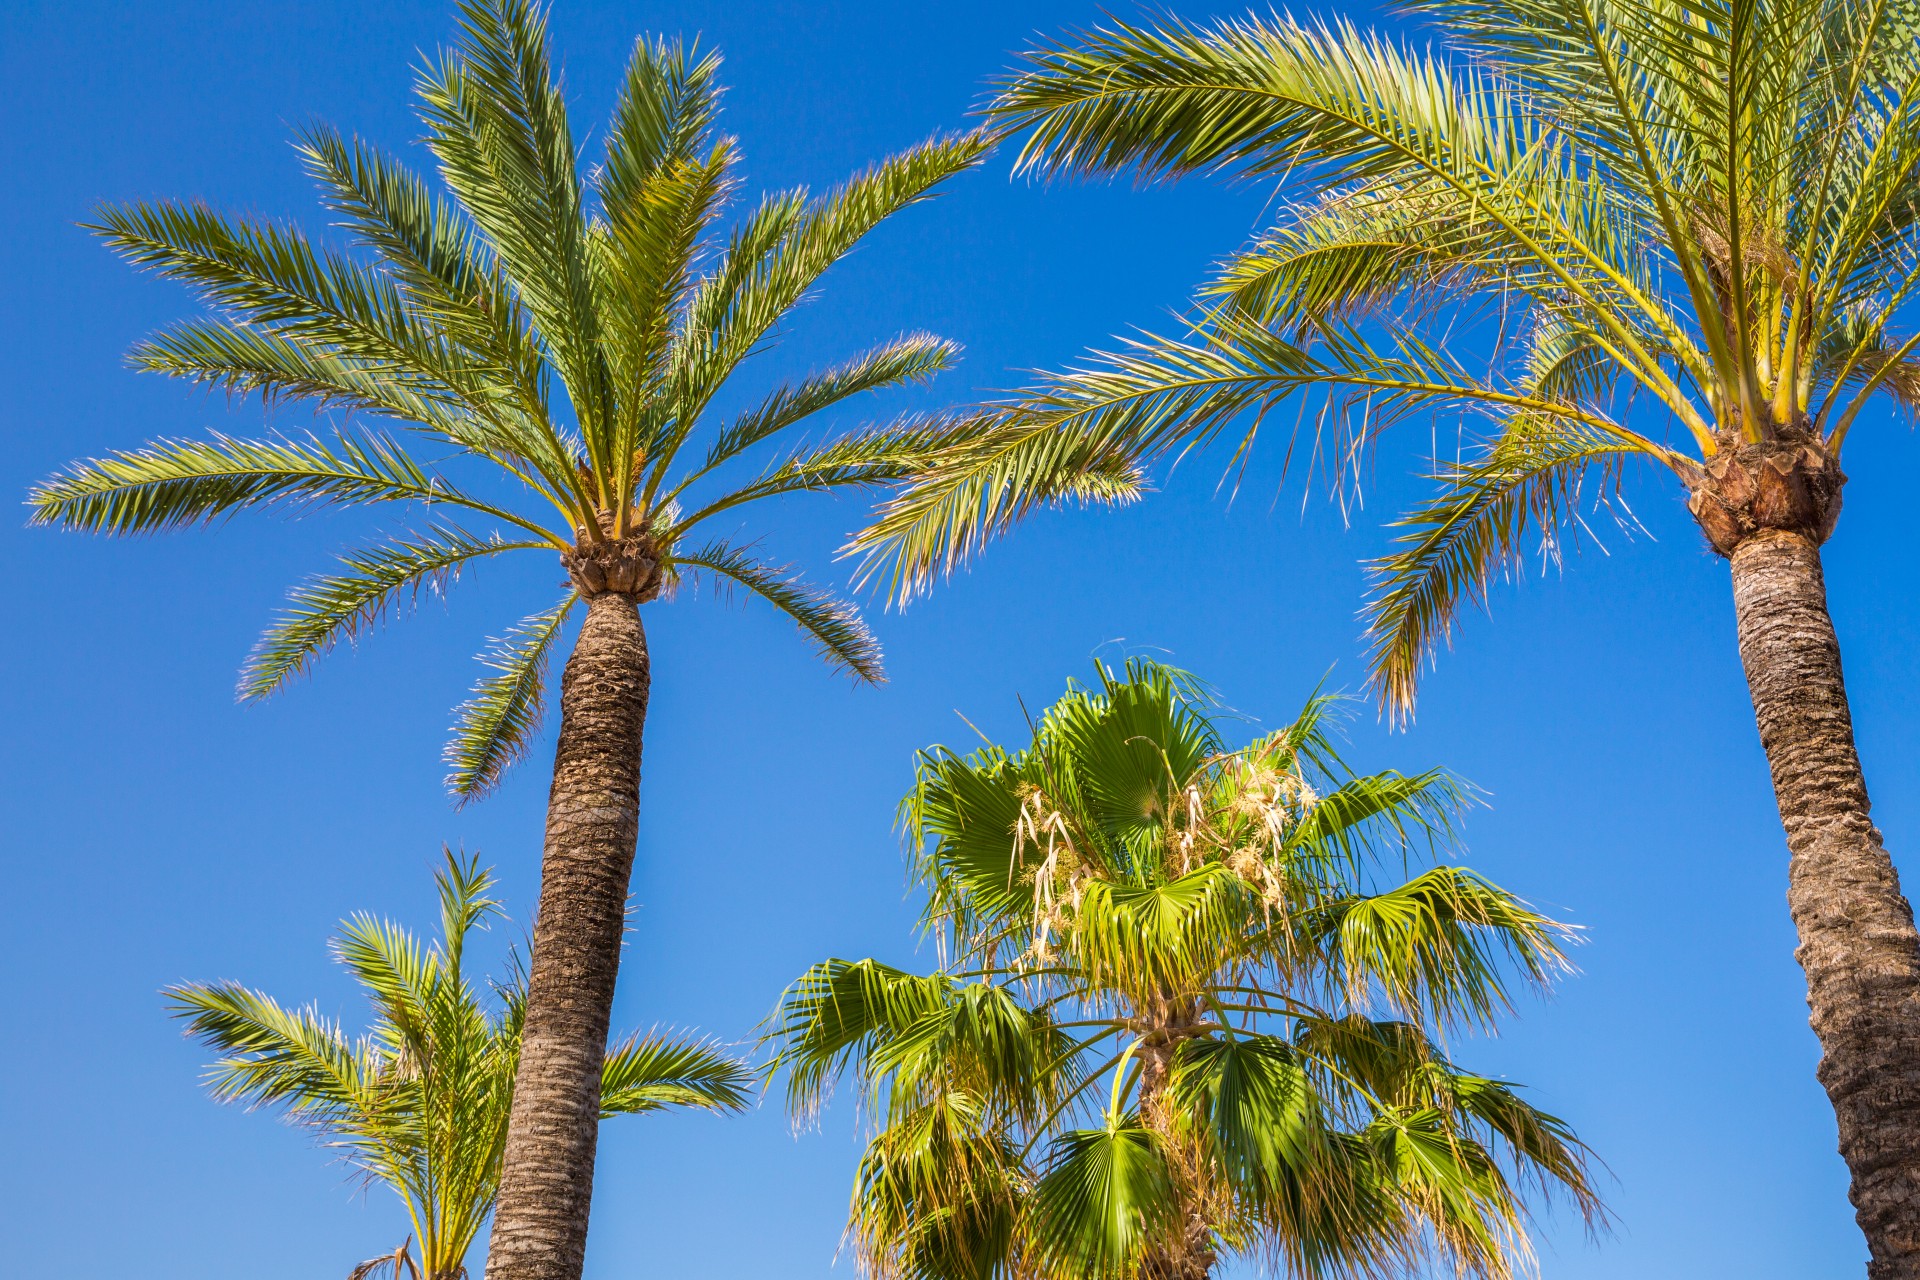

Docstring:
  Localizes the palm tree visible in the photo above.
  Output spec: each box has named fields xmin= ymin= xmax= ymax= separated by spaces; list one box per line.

xmin=170 ymin=851 xmax=751 ymax=1280
xmin=30 ymin=4 xmax=988 ymax=1276
xmin=853 ymin=6 xmax=1920 ymax=1270
xmin=768 ymin=660 xmax=1600 ymax=1280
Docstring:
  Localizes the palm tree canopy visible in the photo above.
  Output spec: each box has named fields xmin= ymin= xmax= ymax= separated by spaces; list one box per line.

xmin=856 ymin=0 xmax=1920 ymax=712
xmin=768 ymin=661 xmax=1601 ymax=1280
xmin=30 ymin=0 xmax=992 ymax=794
xmin=169 ymin=851 xmax=752 ymax=1280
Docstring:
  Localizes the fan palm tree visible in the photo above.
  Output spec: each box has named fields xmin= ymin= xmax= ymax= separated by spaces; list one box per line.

xmin=170 ymin=851 xmax=752 ymax=1280
xmin=30 ymin=4 xmax=988 ymax=1276
xmin=853 ymin=5 xmax=1920 ymax=1270
xmin=769 ymin=660 xmax=1600 ymax=1280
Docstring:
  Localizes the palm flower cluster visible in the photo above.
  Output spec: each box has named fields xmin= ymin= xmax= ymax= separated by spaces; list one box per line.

xmin=770 ymin=661 xmax=1600 ymax=1280
xmin=170 ymin=853 xmax=752 ymax=1280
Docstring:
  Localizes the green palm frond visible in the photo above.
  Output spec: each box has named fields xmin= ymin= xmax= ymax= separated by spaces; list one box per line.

xmin=165 ymin=982 xmax=365 ymax=1118
xmin=1311 ymin=867 xmax=1570 ymax=1028
xmin=598 ymin=1029 xmax=755 ymax=1116
xmin=417 ymin=0 xmax=611 ymax=450
xmin=850 ymin=1092 xmax=1027 ymax=1280
xmin=242 ymin=526 xmax=543 ymax=701
xmin=444 ymin=594 xmax=577 ymax=800
xmin=665 ymin=128 xmax=993 ymax=452
xmin=771 ymin=662 xmax=1595 ymax=1278
xmin=1168 ymin=1034 xmax=1324 ymax=1205
xmin=27 ymin=430 xmax=556 ymax=540
xmin=690 ymin=334 xmax=962 ymax=483
xmin=855 ymin=315 xmax=1658 ymax=606
xmin=171 ymin=851 xmax=738 ymax=1279
xmin=1028 ymin=1119 xmax=1178 ymax=1279
xmin=929 ymin=0 xmax=1920 ymax=722
xmin=670 ymin=541 xmax=882 ymax=681
xmin=130 ymin=320 xmax=484 ymax=441
xmin=1363 ymin=415 xmax=1656 ymax=716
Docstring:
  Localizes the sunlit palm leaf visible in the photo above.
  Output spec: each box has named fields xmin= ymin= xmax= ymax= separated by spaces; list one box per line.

xmin=242 ymin=526 xmax=542 ymax=701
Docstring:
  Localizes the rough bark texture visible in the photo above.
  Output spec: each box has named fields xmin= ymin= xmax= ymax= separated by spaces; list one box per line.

xmin=1724 ymin=522 xmax=1920 ymax=1279
xmin=485 ymin=555 xmax=654 ymax=1280
xmin=1139 ymin=1004 xmax=1218 ymax=1280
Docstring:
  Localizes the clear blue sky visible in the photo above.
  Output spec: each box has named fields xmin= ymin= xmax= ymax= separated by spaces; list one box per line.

xmin=4 ymin=2 xmax=1916 ymax=1277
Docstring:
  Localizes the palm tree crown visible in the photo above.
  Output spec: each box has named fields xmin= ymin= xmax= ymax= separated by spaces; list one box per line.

xmin=860 ymin=0 xmax=1920 ymax=707
xmin=31 ymin=0 xmax=990 ymax=795
xmin=770 ymin=661 xmax=1599 ymax=1280
xmin=170 ymin=852 xmax=751 ymax=1280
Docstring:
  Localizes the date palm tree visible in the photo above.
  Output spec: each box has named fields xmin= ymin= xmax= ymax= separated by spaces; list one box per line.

xmin=29 ymin=4 xmax=988 ymax=1276
xmin=170 ymin=851 xmax=752 ymax=1280
xmin=769 ymin=660 xmax=1600 ymax=1280
xmin=854 ymin=5 xmax=1920 ymax=1270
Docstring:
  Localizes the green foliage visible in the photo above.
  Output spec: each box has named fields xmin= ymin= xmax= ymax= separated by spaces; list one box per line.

xmin=858 ymin=0 xmax=1920 ymax=716
xmin=30 ymin=0 xmax=993 ymax=793
xmin=169 ymin=852 xmax=750 ymax=1280
xmin=769 ymin=661 xmax=1601 ymax=1280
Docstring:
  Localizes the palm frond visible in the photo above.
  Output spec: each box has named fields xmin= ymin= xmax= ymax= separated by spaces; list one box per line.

xmin=418 ymin=0 xmax=614 ymax=454
xmin=668 ymin=128 xmax=992 ymax=440
xmin=1028 ymin=1119 xmax=1178 ymax=1279
xmin=599 ymin=1029 xmax=754 ymax=1116
xmin=241 ymin=526 xmax=542 ymax=701
xmin=689 ymin=333 xmax=961 ymax=483
xmin=166 ymin=982 xmax=365 ymax=1117
xmin=444 ymin=593 xmax=577 ymax=799
xmin=1362 ymin=415 xmax=1658 ymax=717
xmin=27 ymin=430 xmax=557 ymax=540
xmin=670 ymin=540 xmax=882 ymax=681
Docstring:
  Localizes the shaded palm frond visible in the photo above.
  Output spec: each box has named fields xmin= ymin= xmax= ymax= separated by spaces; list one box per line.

xmin=444 ymin=594 xmax=577 ymax=800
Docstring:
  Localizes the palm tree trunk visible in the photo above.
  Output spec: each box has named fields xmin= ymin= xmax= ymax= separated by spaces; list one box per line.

xmin=1729 ymin=528 xmax=1920 ymax=1279
xmin=485 ymin=589 xmax=650 ymax=1280
xmin=1139 ymin=1019 xmax=1216 ymax=1280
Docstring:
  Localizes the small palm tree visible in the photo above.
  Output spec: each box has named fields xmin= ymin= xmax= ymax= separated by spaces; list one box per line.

xmin=854 ymin=6 xmax=1920 ymax=1269
xmin=769 ymin=661 xmax=1599 ymax=1280
xmin=31 ymin=3 xmax=987 ymax=1275
xmin=170 ymin=851 xmax=751 ymax=1280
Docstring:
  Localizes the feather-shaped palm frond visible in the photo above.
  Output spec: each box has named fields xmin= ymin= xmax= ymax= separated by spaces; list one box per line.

xmin=169 ymin=851 xmax=746 ymax=1278
xmin=28 ymin=431 xmax=551 ymax=538
xmin=444 ymin=595 xmax=578 ymax=800
xmin=242 ymin=526 xmax=544 ymax=701
xmin=598 ymin=1029 xmax=756 ymax=1116
xmin=672 ymin=540 xmax=881 ymax=681
xmin=859 ymin=1 xmax=1920 ymax=721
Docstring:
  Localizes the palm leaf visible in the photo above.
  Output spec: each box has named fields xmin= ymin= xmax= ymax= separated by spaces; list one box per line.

xmin=598 ymin=1029 xmax=754 ymax=1116
xmin=444 ymin=594 xmax=577 ymax=799
xmin=241 ymin=526 xmax=542 ymax=701
xmin=670 ymin=540 xmax=882 ymax=681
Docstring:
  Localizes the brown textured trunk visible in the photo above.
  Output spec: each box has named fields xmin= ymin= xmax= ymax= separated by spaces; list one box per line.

xmin=1690 ymin=430 xmax=1920 ymax=1277
xmin=485 ymin=565 xmax=653 ymax=1280
xmin=1139 ymin=1005 xmax=1216 ymax=1280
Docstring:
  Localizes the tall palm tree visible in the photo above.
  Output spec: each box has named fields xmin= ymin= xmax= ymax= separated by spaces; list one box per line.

xmin=854 ymin=5 xmax=1920 ymax=1271
xmin=769 ymin=660 xmax=1600 ymax=1280
xmin=29 ymin=4 xmax=988 ymax=1276
xmin=171 ymin=851 xmax=752 ymax=1280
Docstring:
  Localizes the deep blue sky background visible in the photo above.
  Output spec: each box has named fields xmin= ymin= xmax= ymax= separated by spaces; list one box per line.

xmin=4 ymin=2 xmax=1917 ymax=1277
